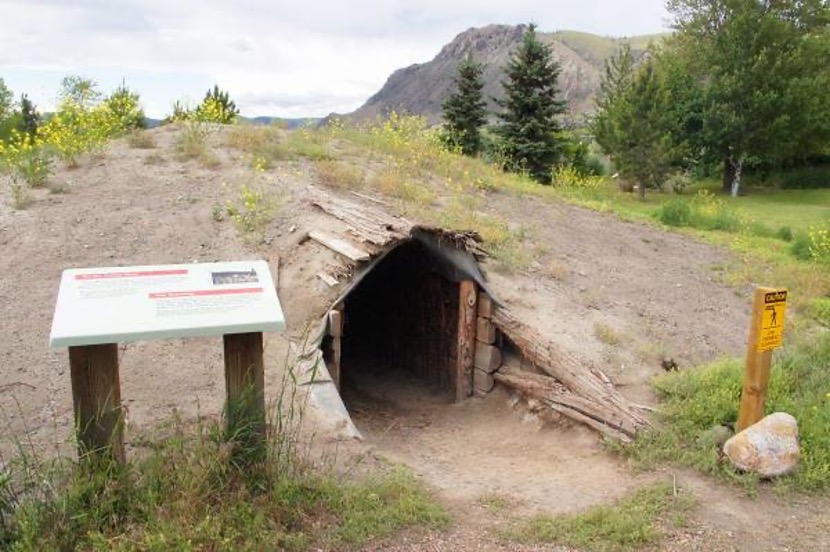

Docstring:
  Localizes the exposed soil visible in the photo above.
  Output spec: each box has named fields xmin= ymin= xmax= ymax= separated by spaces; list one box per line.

xmin=1 ymin=127 xmax=826 ymax=551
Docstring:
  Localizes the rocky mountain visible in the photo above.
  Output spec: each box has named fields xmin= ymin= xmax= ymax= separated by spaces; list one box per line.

xmin=350 ymin=25 xmax=663 ymax=125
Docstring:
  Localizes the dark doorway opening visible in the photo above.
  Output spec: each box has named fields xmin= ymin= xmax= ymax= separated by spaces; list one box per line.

xmin=337 ymin=240 xmax=460 ymax=418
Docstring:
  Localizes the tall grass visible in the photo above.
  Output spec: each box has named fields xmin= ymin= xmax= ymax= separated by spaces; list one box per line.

xmin=0 ymin=346 xmax=447 ymax=549
xmin=620 ymin=332 xmax=830 ymax=493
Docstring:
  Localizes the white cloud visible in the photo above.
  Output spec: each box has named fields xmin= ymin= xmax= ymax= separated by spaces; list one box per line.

xmin=0 ymin=0 xmax=669 ymax=118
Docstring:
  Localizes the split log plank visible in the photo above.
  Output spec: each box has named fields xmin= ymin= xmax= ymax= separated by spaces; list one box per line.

xmin=309 ymin=230 xmax=371 ymax=262
xmin=317 ymin=272 xmax=338 ymax=287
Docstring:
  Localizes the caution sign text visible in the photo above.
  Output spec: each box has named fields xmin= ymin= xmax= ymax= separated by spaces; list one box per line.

xmin=758 ymin=289 xmax=787 ymax=352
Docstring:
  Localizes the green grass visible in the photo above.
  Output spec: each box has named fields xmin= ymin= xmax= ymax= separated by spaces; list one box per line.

xmin=504 ymin=483 xmax=695 ymax=551
xmin=552 ymin=30 xmax=668 ymax=65
xmin=732 ymin=188 xmax=830 ymax=230
xmin=0 ymin=421 xmax=447 ymax=550
xmin=619 ymin=333 xmax=830 ymax=493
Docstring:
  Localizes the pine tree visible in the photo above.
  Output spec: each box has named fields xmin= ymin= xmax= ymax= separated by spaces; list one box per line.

xmin=441 ymin=55 xmax=487 ymax=156
xmin=19 ymin=94 xmax=39 ymax=138
xmin=495 ymin=24 xmax=567 ymax=184
xmin=196 ymin=85 xmax=239 ymax=124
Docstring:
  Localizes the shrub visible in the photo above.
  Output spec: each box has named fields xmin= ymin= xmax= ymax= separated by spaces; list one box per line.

xmin=658 ymin=198 xmax=692 ymax=227
xmin=126 ymin=130 xmax=156 ymax=149
xmin=666 ymin=172 xmax=692 ymax=194
xmin=808 ymin=225 xmax=830 ymax=265
xmin=776 ymin=226 xmax=794 ymax=242
xmin=193 ymin=85 xmax=239 ymax=124
xmin=174 ymin=121 xmax=213 ymax=160
xmin=225 ymin=181 xmax=280 ymax=243
xmin=790 ymin=232 xmax=813 ymax=260
xmin=0 ymin=130 xmax=52 ymax=188
xmin=807 ymin=298 xmax=830 ymax=327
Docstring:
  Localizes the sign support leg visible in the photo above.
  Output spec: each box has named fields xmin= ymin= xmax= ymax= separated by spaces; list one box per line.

xmin=223 ymin=332 xmax=266 ymax=461
xmin=69 ymin=344 xmax=126 ymax=464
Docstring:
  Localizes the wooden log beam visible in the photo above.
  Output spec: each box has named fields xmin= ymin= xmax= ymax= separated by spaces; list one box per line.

xmin=456 ymin=280 xmax=477 ymax=402
xmin=491 ymin=308 xmax=650 ymax=437
xmin=493 ymin=370 xmax=636 ymax=441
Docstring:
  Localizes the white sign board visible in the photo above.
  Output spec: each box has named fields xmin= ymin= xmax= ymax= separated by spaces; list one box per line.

xmin=50 ymin=260 xmax=285 ymax=347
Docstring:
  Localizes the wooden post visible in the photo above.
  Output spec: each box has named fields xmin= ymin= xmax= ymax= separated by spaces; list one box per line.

xmin=456 ymin=281 xmax=477 ymax=402
xmin=223 ymin=332 xmax=266 ymax=459
xmin=69 ymin=344 xmax=125 ymax=464
xmin=736 ymin=287 xmax=774 ymax=432
xmin=327 ymin=310 xmax=343 ymax=390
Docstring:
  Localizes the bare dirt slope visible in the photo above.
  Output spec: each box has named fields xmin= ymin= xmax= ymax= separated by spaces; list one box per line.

xmin=1 ymin=126 xmax=825 ymax=551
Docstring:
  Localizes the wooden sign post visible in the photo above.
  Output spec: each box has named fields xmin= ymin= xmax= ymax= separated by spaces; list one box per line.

xmin=50 ymin=261 xmax=285 ymax=464
xmin=736 ymin=287 xmax=787 ymax=432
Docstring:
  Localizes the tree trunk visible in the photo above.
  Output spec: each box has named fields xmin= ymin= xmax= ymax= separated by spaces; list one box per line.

xmin=730 ymin=155 xmax=743 ymax=198
xmin=722 ymin=155 xmax=735 ymax=194
xmin=638 ymin=181 xmax=646 ymax=200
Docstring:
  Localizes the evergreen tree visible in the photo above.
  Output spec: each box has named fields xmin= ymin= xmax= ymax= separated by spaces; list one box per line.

xmin=19 ymin=94 xmax=39 ymax=138
xmin=441 ymin=55 xmax=487 ymax=156
xmin=104 ymin=83 xmax=146 ymax=131
xmin=196 ymin=85 xmax=239 ymax=123
xmin=495 ymin=24 xmax=567 ymax=184
xmin=615 ymin=61 xmax=674 ymax=199
xmin=592 ymin=44 xmax=635 ymax=166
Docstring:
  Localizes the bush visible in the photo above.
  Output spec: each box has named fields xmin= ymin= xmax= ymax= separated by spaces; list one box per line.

xmin=656 ymin=191 xmax=741 ymax=232
xmin=776 ymin=226 xmax=794 ymax=242
xmin=808 ymin=225 xmax=830 ymax=265
xmin=658 ymin=198 xmax=692 ymax=227
xmin=807 ymin=298 xmax=830 ymax=327
xmin=775 ymin=166 xmax=830 ymax=189
xmin=666 ymin=172 xmax=692 ymax=194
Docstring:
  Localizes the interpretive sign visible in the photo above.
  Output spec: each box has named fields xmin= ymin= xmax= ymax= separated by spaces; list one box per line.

xmin=49 ymin=260 xmax=285 ymax=464
xmin=50 ymin=260 xmax=284 ymax=347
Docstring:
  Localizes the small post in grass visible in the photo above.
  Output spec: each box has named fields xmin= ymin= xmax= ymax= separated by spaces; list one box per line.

xmin=736 ymin=287 xmax=788 ymax=432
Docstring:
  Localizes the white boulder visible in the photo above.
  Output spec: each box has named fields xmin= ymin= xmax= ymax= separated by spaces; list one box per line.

xmin=723 ymin=412 xmax=800 ymax=477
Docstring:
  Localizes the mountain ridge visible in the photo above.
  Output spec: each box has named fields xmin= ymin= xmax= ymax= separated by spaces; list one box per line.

xmin=349 ymin=25 xmax=665 ymax=124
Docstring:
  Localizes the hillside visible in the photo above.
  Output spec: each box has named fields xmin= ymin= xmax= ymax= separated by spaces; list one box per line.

xmin=350 ymin=24 xmax=664 ymax=124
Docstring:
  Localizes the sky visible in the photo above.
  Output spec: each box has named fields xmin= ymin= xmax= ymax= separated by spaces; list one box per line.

xmin=0 ymin=0 xmax=670 ymax=119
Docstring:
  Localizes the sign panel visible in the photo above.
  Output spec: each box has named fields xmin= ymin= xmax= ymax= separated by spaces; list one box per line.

xmin=50 ymin=260 xmax=285 ymax=347
xmin=757 ymin=289 xmax=787 ymax=352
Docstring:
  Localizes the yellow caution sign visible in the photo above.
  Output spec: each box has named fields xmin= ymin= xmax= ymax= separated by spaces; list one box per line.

xmin=758 ymin=289 xmax=787 ymax=352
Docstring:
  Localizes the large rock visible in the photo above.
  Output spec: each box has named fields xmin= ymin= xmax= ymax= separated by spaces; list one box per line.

xmin=723 ymin=412 xmax=800 ymax=477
